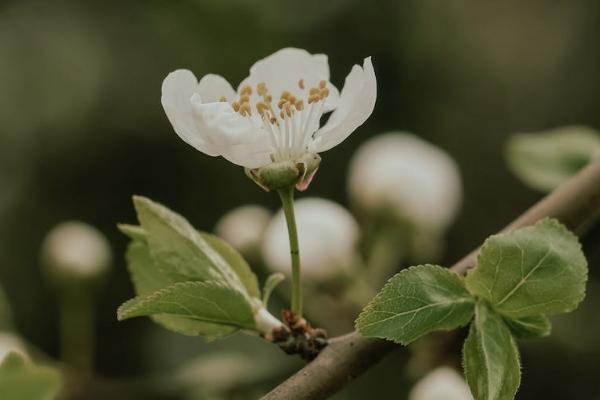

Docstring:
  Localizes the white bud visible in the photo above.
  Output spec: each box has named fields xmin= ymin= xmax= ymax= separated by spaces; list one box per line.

xmin=262 ymin=198 xmax=360 ymax=280
xmin=348 ymin=132 xmax=462 ymax=232
xmin=0 ymin=332 xmax=28 ymax=362
xmin=41 ymin=221 xmax=111 ymax=280
xmin=214 ymin=205 xmax=271 ymax=255
xmin=409 ymin=367 xmax=473 ymax=400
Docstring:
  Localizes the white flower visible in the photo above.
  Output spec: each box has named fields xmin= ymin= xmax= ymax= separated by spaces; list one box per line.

xmin=262 ymin=198 xmax=359 ymax=280
xmin=409 ymin=367 xmax=473 ymax=400
xmin=348 ymin=132 xmax=462 ymax=232
xmin=161 ymin=48 xmax=376 ymax=170
xmin=214 ymin=205 xmax=271 ymax=255
xmin=0 ymin=332 xmax=28 ymax=362
xmin=41 ymin=221 xmax=112 ymax=280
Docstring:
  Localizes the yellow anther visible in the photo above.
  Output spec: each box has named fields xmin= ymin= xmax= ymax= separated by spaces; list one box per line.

xmin=281 ymin=91 xmax=291 ymax=100
xmin=270 ymin=117 xmax=278 ymax=125
xmin=298 ymin=79 xmax=305 ymax=89
xmin=308 ymin=94 xmax=320 ymax=104
xmin=319 ymin=80 xmax=327 ymax=89
xmin=288 ymin=95 xmax=297 ymax=104
xmin=240 ymin=95 xmax=250 ymax=104
xmin=232 ymin=101 xmax=241 ymax=112
xmin=257 ymin=82 xmax=267 ymax=96
xmin=277 ymin=98 xmax=288 ymax=109
xmin=264 ymin=94 xmax=272 ymax=103
xmin=280 ymin=110 xmax=285 ymax=119
xmin=240 ymin=85 xmax=252 ymax=96
xmin=240 ymin=103 xmax=251 ymax=116
xmin=295 ymin=100 xmax=304 ymax=111
xmin=256 ymin=102 xmax=268 ymax=116
xmin=309 ymin=88 xmax=320 ymax=96
xmin=285 ymin=103 xmax=293 ymax=117
xmin=319 ymin=88 xmax=330 ymax=98
xmin=219 ymin=96 xmax=227 ymax=102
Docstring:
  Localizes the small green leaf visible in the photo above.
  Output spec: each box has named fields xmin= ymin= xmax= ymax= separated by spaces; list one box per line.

xmin=262 ymin=273 xmax=285 ymax=306
xmin=117 ymin=280 xmax=256 ymax=330
xmin=503 ymin=315 xmax=551 ymax=339
xmin=463 ymin=302 xmax=520 ymax=400
xmin=465 ymin=218 xmax=588 ymax=318
xmin=124 ymin=240 xmax=235 ymax=337
xmin=356 ymin=265 xmax=475 ymax=345
xmin=201 ymin=233 xmax=260 ymax=299
xmin=0 ymin=353 xmax=62 ymax=400
xmin=506 ymin=126 xmax=600 ymax=192
xmin=132 ymin=196 xmax=256 ymax=298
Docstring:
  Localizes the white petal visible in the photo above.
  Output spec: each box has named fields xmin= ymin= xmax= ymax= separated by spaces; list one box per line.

xmin=238 ymin=47 xmax=340 ymax=111
xmin=191 ymin=99 xmax=272 ymax=168
xmin=311 ymin=57 xmax=376 ymax=152
xmin=161 ymin=69 xmax=220 ymax=156
xmin=197 ymin=74 xmax=236 ymax=102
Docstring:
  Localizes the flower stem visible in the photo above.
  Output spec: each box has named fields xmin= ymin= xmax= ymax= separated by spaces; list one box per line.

xmin=277 ymin=187 xmax=303 ymax=317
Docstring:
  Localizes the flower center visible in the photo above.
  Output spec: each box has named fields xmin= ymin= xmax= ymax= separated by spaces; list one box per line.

xmin=226 ymin=80 xmax=331 ymax=162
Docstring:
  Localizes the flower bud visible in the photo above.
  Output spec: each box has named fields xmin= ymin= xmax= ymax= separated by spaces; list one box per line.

xmin=409 ymin=367 xmax=473 ymax=400
xmin=0 ymin=332 xmax=28 ymax=362
xmin=245 ymin=153 xmax=321 ymax=192
xmin=262 ymin=198 xmax=359 ymax=280
xmin=348 ymin=133 xmax=462 ymax=232
xmin=214 ymin=205 xmax=271 ymax=257
xmin=41 ymin=221 xmax=112 ymax=282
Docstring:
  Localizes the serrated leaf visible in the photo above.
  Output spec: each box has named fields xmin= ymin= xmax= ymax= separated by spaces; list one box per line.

xmin=356 ymin=265 xmax=475 ymax=345
xmin=201 ymin=233 xmax=260 ymax=299
xmin=117 ymin=280 xmax=256 ymax=330
xmin=465 ymin=218 xmax=588 ymax=318
xmin=262 ymin=273 xmax=285 ymax=305
xmin=0 ymin=353 xmax=61 ymax=400
xmin=503 ymin=315 xmax=551 ymax=339
xmin=506 ymin=126 xmax=600 ymax=192
xmin=125 ymin=240 xmax=236 ymax=337
xmin=463 ymin=301 xmax=520 ymax=400
xmin=132 ymin=196 xmax=256 ymax=298
xmin=120 ymin=222 xmax=261 ymax=300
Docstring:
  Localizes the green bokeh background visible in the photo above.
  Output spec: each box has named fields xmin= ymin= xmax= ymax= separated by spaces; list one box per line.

xmin=1 ymin=0 xmax=599 ymax=398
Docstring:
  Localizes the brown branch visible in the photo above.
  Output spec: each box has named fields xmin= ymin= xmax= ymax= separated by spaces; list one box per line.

xmin=262 ymin=160 xmax=600 ymax=400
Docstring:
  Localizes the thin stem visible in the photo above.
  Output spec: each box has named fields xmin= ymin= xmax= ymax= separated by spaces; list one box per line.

xmin=60 ymin=287 xmax=94 ymax=373
xmin=277 ymin=187 xmax=303 ymax=316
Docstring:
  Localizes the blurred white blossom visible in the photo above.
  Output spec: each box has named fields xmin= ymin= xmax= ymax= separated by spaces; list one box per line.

xmin=41 ymin=221 xmax=111 ymax=280
xmin=348 ymin=132 xmax=462 ymax=232
xmin=162 ymin=48 xmax=376 ymax=170
xmin=262 ymin=198 xmax=359 ymax=280
xmin=0 ymin=332 xmax=27 ymax=362
xmin=214 ymin=205 xmax=271 ymax=255
xmin=409 ymin=367 xmax=473 ymax=400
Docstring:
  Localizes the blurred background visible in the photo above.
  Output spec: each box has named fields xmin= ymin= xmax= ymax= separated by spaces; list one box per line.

xmin=1 ymin=0 xmax=599 ymax=399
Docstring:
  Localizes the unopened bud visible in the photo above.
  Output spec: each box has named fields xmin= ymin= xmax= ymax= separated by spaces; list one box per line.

xmin=41 ymin=221 xmax=112 ymax=282
xmin=348 ymin=133 xmax=462 ymax=232
xmin=214 ymin=205 xmax=271 ymax=257
xmin=262 ymin=198 xmax=359 ymax=281
xmin=409 ymin=367 xmax=473 ymax=400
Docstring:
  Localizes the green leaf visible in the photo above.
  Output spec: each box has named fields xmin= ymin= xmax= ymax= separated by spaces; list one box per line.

xmin=262 ymin=273 xmax=285 ymax=306
xmin=463 ymin=301 xmax=521 ymax=400
xmin=503 ymin=315 xmax=551 ymax=339
xmin=0 ymin=353 xmax=61 ymax=400
xmin=465 ymin=218 xmax=588 ymax=318
xmin=506 ymin=126 xmax=600 ymax=192
xmin=356 ymin=265 xmax=475 ymax=345
xmin=131 ymin=196 xmax=259 ymax=299
xmin=124 ymin=240 xmax=236 ymax=338
xmin=117 ymin=280 xmax=256 ymax=330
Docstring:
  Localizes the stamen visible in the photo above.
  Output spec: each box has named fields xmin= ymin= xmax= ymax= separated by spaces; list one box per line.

xmin=240 ymin=95 xmax=250 ymax=104
xmin=219 ymin=96 xmax=227 ymax=102
xmin=319 ymin=88 xmax=329 ymax=98
xmin=319 ymin=80 xmax=327 ymax=89
xmin=298 ymin=79 xmax=305 ymax=89
xmin=309 ymin=88 xmax=320 ymax=96
xmin=240 ymin=85 xmax=252 ymax=96
xmin=308 ymin=94 xmax=320 ymax=104
xmin=295 ymin=100 xmax=304 ymax=111
xmin=232 ymin=102 xmax=241 ymax=112
xmin=257 ymin=82 xmax=267 ymax=96
xmin=281 ymin=91 xmax=291 ymax=100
